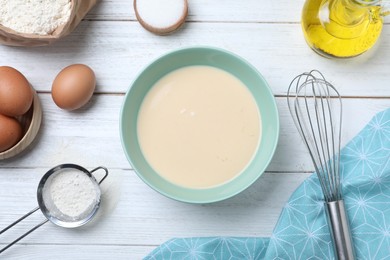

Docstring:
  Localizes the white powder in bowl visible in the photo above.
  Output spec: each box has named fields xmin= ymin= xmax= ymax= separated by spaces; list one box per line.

xmin=135 ymin=0 xmax=187 ymax=29
xmin=42 ymin=169 xmax=99 ymax=221
xmin=0 ymin=0 xmax=72 ymax=35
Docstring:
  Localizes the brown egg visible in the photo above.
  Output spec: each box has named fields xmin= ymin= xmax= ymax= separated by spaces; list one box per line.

xmin=0 ymin=66 xmax=33 ymax=116
xmin=0 ymin=113 xmax=23 ymax=152
xmin=51 ymin=64 xmax=96 ymax=111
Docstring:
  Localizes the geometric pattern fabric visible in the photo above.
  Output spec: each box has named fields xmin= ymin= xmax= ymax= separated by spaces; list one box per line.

xmin=146 ymin=108 xmax=390 ymax=259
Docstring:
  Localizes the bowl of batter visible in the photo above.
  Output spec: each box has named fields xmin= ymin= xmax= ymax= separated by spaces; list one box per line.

xmin=120 ymin=46 xmax=279 ymax=203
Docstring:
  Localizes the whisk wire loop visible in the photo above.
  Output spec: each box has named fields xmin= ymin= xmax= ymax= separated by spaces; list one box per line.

xmin=314 ymin=82 xmax=337 ymax=201
xmin=287 ymin=71 xmax=342 ymax=202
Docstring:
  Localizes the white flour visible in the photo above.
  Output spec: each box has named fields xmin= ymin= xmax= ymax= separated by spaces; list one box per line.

xmin=0 ymin=0 xmax=72 ymax=35
xmin=42 ymin=169 xmax=99 ymax=220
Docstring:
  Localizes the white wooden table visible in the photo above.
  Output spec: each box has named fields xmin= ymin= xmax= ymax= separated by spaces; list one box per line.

xmin=0 ymin=1 xmax=389 ymax=259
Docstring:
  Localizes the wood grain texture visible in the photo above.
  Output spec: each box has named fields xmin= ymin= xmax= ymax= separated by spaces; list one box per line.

xmin=0 ymin=169 xmax=309 ymax=248
xmin=0 ymin=94 xmax=387 ymax=171
xmin=0 ymin=0 xmax=389 ymax=258
xmin=86 ymin=0 xmax=303 ymax=23
xmin=0 ymin=244 xmax=155 ymax=259
xmin=1 ymin=21 xmax=390 ymax=97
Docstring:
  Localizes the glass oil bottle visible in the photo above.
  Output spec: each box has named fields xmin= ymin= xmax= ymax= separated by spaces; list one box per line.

xmin=301 ymin=0 xmax=387 ymax=58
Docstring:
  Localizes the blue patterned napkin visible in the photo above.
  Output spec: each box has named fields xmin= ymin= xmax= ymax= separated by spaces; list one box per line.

xmin=145 ymin=108 xmax=390 ymax=260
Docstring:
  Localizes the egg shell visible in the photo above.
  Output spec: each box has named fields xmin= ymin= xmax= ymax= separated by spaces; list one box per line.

xmin=0 ymin=113 xmax=23 ymax=152
xmin=0 ymin=66 xmax=33 ymax=116
xmin=51 ymin=64 xmax=96 ymax=111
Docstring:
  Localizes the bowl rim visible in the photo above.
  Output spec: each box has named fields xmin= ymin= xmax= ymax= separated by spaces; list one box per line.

xmin=120 ymin=46 xmax=280 ymax=203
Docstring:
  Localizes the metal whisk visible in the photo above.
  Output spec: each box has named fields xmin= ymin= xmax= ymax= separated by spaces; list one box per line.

xmin=287 ymin=70 xmax=355 ymax=260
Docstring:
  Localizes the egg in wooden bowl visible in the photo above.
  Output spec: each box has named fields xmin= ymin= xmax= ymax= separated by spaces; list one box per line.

xmin=0 ymin=66 xmax=42 ymax=160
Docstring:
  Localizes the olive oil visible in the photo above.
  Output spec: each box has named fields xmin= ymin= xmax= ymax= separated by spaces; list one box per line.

xmin=302 ymin=0 xmax=383 ymax=58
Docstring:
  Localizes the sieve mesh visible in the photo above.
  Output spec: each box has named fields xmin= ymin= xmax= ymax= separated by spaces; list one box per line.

xmin=41 ymin=168 xmax=100 ymax=223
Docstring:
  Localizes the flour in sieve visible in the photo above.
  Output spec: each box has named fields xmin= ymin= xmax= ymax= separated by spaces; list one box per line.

xmin=42 ymin=170 xmax=99 ymax=219
xmin=0 ymin=0 xmax=71 ymax=35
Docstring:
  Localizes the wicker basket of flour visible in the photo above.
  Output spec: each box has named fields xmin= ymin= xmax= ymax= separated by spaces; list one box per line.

xmin=0 ymin=0 xmax=97 ymax=47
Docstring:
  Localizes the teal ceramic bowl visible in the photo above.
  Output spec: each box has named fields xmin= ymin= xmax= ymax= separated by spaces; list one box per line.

xmin=120 ymin=47 xmax=279 ymax=203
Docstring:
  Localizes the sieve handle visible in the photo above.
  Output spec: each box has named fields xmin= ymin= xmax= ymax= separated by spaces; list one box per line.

xmin=0 ymin=207 xmax=49 ymax=254
xmin=90 ymin=166 xmax=109 ymax=185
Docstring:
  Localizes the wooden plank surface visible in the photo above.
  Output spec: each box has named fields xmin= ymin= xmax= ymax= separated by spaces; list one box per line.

xmin=2 ymin=21 xmax=390 ymax=97
xmin=0 ymin=95 xmax=387 ymax=171
xmin=0 ymin=0 xmax=389 ymax=259
xmin=0 ymin=169 xmax=309 ymax=246
xmin=85 ymin=0 xmax=303 ymax=22
xmin=0 ymin=245 xmax=155 ymax=259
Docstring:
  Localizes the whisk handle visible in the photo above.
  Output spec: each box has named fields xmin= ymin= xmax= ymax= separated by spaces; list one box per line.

xmin=326 ymin=200 xmax=356 ymax=260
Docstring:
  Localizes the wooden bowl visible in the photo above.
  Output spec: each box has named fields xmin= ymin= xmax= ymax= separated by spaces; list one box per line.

xmin=0 ymin=89 xmax=42 ymax=160
xmin=134 ymin=0 xmax=188 ymax=35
